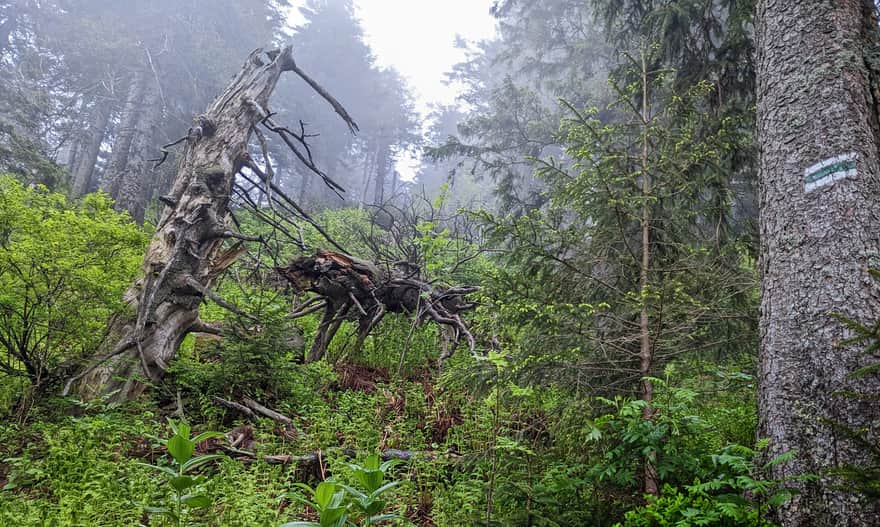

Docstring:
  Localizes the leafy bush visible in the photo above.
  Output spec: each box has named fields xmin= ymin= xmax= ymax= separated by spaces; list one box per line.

xmin=139 ymin=420 xmax=226 ymax=527
xmin=619 ymin=442 xmax=800 ymax=527
xmin=0 ymin=177 xmax=146 ymax=401
xmin=283 ymin=454 xmax=404 ymax=527
xmin=170 ymin=284 xmax=303 ymax=403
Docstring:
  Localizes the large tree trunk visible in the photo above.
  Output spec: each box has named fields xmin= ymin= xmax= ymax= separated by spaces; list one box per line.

xmin=115 ymin=79 xmax=162 ymax=222
xmin=70 ymin=47 xmax=300 ymax=401
xmin=757 ymin=1 xmax=880 ymax=524
xmin=70 ymin=94 xmax=113 ymax=198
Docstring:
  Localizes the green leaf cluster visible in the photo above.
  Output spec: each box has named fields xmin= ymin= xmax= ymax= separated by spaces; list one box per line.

xmin=139 ymin=419 xmax=225 ymax=527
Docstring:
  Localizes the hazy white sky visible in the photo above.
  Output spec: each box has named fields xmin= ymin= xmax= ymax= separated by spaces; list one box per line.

xmin=288 ymin=0 xmax=498 ymax=178
xmin=289 ymin=0 xmax=497 ymax=113
xmin=354 ymin=0 xmax=497 ymax=113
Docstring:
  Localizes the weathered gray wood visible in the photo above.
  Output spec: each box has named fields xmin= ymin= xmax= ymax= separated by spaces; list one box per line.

xmin=74 ymin=47 xmax=302 ymax=401
xmin=757 ymin=1 xmax=880 ymax=524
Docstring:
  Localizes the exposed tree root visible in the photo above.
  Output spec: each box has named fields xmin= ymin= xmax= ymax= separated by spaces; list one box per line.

xmin=276 ymin=250 xmax=480 ymax=363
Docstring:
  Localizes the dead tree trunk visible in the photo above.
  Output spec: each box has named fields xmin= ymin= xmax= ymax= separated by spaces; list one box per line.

xmin=757 ymin=1 xmax=880 ymax=524
xmin=67 ymin=46 xmax=343 ymax=401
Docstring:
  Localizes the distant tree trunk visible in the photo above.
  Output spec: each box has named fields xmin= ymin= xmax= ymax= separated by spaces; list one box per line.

xmin=103 ymin=70 xmax=148 ymax=199
xmin=70 ymin=95 xmax=113 ymax=198
xmin=637 ymin=51 xmax=658 ymax=497
xmin=373 ymin=143 xmax=389 ymax=205
xmin=70 ymin=48 xmax=301 ymax=401
xmin=358 ymin=142 xmax=376 ymax=210
xmin=298 ymin=168 xmax=311 ymax=205
xmin=757 ymin=1 xmax=880 ymax=525
xmin=115 ymin=79 xmax=162 ymax=222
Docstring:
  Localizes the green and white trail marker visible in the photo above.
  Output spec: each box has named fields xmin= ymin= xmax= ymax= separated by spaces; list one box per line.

xmin=804 ymin=152 xmax=857 ymax=193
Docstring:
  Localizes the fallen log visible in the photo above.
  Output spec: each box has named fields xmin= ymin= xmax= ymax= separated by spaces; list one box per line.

xmin=212 ymin=396 xmax=300 ymax=439
xmin=212 ymin=396 xmax=255 ymax=418
xmin=242 ymin=396 xmax=294 ymax=427
xmin=276 ymin=250 xmax=480 ymax=363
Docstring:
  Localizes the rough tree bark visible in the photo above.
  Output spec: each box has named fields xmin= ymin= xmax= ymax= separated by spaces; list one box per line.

xmin=757 ymin=1 xmax=880 ymax=524
xmin=0 ymin=10 xmax=15 ymax=54
xmin=70 ymin=94 xmax=113 ymax=198
xmin=67 ymin=46 xmax=320 ymax=401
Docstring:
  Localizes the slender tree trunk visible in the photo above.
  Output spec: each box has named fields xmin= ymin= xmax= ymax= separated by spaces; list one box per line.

xmin=298 ymin=168 xmax=311 ymax=206
xmin=638 ymin=51 xmax=658 ymax=497
xmin=103 ymin=70 xmax=148 ymax=199
xmin=757 ymin=1 xmax=880 ymax=524
xmin=115 ymin=79 xmax=162 ymax=222
xmin=70 ymin=95 xmax=112 ymax=198
xmin=358 ymin=141 xmax=376 ymax=210
xmin=373 ymin=142 xmax=389 ymax=205
xmin=71 ymin=48 xmax=300 ymax=401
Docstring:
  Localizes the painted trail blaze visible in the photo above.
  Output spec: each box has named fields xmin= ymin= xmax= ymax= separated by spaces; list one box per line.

xmin=804 ymin=152 xmax=857 ymax=192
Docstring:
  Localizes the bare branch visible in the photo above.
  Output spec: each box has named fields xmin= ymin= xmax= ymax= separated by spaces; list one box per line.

xmin=184 ymin=276 xmax=258 ymax=322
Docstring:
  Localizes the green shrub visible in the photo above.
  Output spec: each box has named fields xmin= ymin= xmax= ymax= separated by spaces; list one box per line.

xmin=619 ymin=442 xmax=802 ymax=527
xmin=0 ymin=177 xmax=146 ymax=404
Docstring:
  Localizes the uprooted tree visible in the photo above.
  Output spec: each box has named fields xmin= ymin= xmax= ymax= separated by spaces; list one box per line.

xmin=64 ymin=45 xmax=480 ymax=402
xmin=277 ymin=250 xmax=479 ymax=363
xmin=64 ymin=45 xmax=360 ymax=401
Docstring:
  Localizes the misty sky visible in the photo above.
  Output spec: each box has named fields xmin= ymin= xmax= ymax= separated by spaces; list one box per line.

xmin=289 ymin=0 xmax=497 ymax=113
xmin=355 ymin=0 xmax=497 ymax=112
xmin=288 ymin=0 xmax=498 ymax=179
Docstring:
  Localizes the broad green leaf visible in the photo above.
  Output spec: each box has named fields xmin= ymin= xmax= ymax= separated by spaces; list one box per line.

xmin=369 ymin=481 xmax=401 ymax=498
xmin=339 ymin=484 xmax=367 ymax=501
xmin=191 ymin=431 xmax=226 ymax=444
xmin=181 ymin=494 xmax=212 ymax=508
xmin=167 ymin=434 xmax=195 ymax=465
xmin=378 ymin=458 xmax=403 ymax=473
xmin=364 ymin=454 xmax=380 ymax=471
xmin=169 ymin=476 xmax=197 ymax=492
xmin=314 ymin=481 xmax=339 ymax=509
xmin=319 ymin=506 xmax=348 ymax=527
xmin=353 ymin=469 xmax=384 ymax=493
